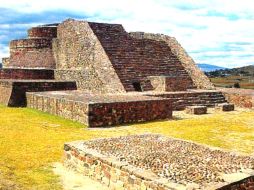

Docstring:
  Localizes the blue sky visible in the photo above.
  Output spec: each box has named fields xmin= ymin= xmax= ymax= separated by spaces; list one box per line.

xmin=0 ymin=0 xmax=253 ymax=68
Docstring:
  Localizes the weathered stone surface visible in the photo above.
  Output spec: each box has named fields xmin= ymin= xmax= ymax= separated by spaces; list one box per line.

xmin=149 ymin=76 xmax=193 ymax=92
xmin=8 ymin=38 xmax=55 ymax=69
xmin=27 ymin=26 xmax=57 ymax=39
xmin=0 ymin=18 xmax=229 ymax=128
xmin=0 ymin=80 xmax=76 ymax=107
xmin=185 ymin=105 xmax=207 ymax=114
xmin=64 ymin=135 xmax=254 ymax=190
xmin=0 ymin=69 xmax=54 ymax=80
xmin=26 ymin=90 xmax=173 ymax=127
xmin=53 ymin=19 xmax=125 ymax=94
xmin=219 ymin=88 xmax=254 ymax=109
xmin=216 ymin=103 xmax=235 ymax=111
xmin=129 ymin=32 xmax=215 ymax=90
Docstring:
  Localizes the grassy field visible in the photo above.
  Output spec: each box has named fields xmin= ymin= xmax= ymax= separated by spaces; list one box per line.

xmin=210 ymin=75 xmax=254 ymax=89
xmin=0 ymin=105 xmax=253 ymax=189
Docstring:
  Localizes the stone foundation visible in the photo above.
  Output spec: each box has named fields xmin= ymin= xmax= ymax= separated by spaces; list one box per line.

xmin=64 ymin=135 xmax=254 ymax=190
xmin=0 ymin=80 xmax=77 ymax=107
xmin=26 ymin=91 xmax=172 ymax=127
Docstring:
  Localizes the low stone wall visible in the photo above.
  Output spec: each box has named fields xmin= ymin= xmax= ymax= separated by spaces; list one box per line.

xmin=64 ymin=135 xmax=254 ymax=190
xmin=0 ymin=69 xmax=54 ymax=80
xmin=26 ymin=91 xmax=172 ymax=127
xmin=27 ymin=93 xmax=89 ymax=124
xmin=0 ymin=80 xmax=77 ymax=107
xmin=64 ymin=142 xmax=167 ymax=190
xmin=219 ymin=88 xmax=254 ymax=109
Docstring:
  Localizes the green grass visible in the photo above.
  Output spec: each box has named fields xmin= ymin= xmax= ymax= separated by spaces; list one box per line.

xmin=0 ymin=105 xmax=253 ymax=189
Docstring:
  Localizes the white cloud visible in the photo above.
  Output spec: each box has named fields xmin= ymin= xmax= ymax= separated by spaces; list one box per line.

xmin=0 ymin=0 xmax=254 ymax=67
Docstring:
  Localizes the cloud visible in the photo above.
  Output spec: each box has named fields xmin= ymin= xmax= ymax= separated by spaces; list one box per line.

xmin=0 ymin=0 xmax=253 ymax=68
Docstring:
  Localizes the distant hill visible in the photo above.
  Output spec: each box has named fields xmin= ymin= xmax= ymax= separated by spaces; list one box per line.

xmin=197 ymin=64 xmax=227 ymax=72
xmin=206 ymin=64 xmax=254 ymax=89
xmin=206 ymin=65 xmax=254 ymax=77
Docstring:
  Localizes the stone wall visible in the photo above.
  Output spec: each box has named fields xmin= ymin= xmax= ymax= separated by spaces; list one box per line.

xmin=28 ymin=26 xmax=57 ymax=39
xmin=149 ymin=76 xmax=193 ymax=92
xmin=129 ymin=32 xmax=215 ymax=90
xmin=26 ymin=91 xmax=172 ymax=127
xmin=0 ymin=80 xmax=77 ymax=107
xmin=8 ymin=38 xmax=55 ymax=68
xmin=27 ymin=93 xmax=89 ymax=124
xmin=64 ymin=142 xmax=169 ymax=190
xmin=53 ymin=19 xmax=125 ymax=94
xmin=219 ymin=88 xmax=254 ymax=109
xmin=0 ymin=69 xmax=54 ymax=79
xmin=90 ymin=23 xmax=195 ymax=92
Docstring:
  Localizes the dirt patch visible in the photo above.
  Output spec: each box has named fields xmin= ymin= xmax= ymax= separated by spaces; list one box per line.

xmin=0 ymin=174 xmax=20 ymax=190
xmin=52 ymin=163 xmax=109 ymax=190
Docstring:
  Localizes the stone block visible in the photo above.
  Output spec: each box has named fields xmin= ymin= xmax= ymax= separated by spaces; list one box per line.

xmin=216 ymin=103 xmax=235 ymax=111
xmin=185 ymin=106 xmax=207 ymax=115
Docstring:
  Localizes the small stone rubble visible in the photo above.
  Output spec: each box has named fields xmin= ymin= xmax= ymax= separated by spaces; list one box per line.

xmin=83 ymin=134 xmax=254 ymax=187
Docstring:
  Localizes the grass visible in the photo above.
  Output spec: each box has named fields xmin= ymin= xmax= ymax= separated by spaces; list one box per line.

xmin=0 ymin=105 xmax=253 ymax=189
xmin=210 ymin=75 xmax=254 ymax=89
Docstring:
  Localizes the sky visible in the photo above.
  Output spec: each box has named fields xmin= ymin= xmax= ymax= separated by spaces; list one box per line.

xmin=0 ymin=0 xmax=254 ymax=68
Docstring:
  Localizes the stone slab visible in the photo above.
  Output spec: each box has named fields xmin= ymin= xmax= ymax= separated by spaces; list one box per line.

xmin=216 ymin=103 xmax=235 ymax=112
xmin=185 ymin=105 xmax=207 ymax=115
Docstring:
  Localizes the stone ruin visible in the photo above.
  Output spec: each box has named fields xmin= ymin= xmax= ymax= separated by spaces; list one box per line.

xmin=64 ymin=134 xmax=254 ymax=190
xmin=0 ymin=18 xmax=228 ymax=127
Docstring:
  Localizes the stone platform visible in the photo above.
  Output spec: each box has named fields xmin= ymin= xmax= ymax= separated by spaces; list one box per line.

xmin=26 ymin=91 xmax=172 ymax=127
xmin=26 ymin=89 xmax=228 ymax=127
xmin=0 ymin=80 xmax=77 ymax=107
xmin=64 ymin=134 xmax=254 ymax=190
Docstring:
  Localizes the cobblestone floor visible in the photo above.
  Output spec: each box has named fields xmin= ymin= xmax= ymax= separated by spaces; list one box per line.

xmin=83 ymin=134 xmax=254 ymax=186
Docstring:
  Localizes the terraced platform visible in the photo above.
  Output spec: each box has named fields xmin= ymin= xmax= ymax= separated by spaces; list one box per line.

xmin=26 ymin=90 xmax=172 ymax=127
xmin=64 ymin=134 xmax=254 ymax=190
xmin=26 ymin=89 xmax=227 ymax=127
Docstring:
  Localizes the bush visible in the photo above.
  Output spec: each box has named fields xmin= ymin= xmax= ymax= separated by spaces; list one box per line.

xmin=234 ymin=82 xmax=240 ymax=88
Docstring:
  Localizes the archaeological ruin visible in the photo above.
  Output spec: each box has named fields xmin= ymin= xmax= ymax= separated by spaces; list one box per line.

xmin=64 ymin=134 xmax=254 ymax=190
xmin=0 ymin=18 xmax=230 ymax=127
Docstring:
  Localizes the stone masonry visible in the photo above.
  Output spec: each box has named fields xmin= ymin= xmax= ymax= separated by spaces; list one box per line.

xmin=0 ymin=18 xmax=228 ymax=127
xmin=64 ymin=135 xmax=254 ymax=190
